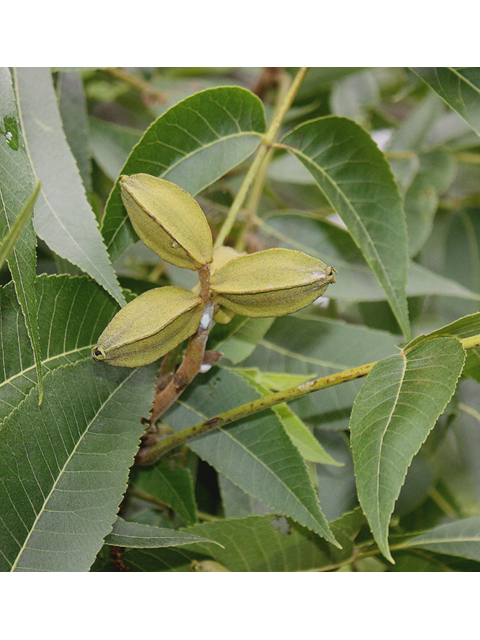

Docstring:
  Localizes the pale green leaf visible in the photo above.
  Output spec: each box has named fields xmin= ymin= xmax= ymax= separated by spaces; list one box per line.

xmin=13 ymin=67 xmax=125 ymax=307
xmin=403 ymin=151 xmax=457 ymax=257
xmin=412 ymin=68 xmax=480 ymax=137
xmin=329 ymin=70 xmax=380 ymax=124
xmin=0 ymin=360 xmax=157 ymax=571
xmin=163 ymin=368 xmax=339 ymax=545
xmin=282 ymin=116 xmax=410 ymax=340
xmin=101 ymin=86 xmax=266 ymax=263
xmin=405 ymin=516 xmax=480 ymax=562
xmin=388 ymin=90 xmax=445 ymax=153
xmin=104 ymin=517 xmax=219 ymax=548
xmin=350 ymin=336 xmax=466 ymax=561
xmin=219 ymin=474 xmax=273 ymax=518
xmin=0 ymin=68 xmax=43 ymax=405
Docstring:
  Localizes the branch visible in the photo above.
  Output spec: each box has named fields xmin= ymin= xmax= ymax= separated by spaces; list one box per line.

xmin=213 ymin=67 xmax=309 ymax=249
xmin=136 ymin=332 xmax=480 ymax=466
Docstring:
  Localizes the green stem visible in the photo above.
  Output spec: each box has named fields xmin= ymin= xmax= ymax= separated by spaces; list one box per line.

xmin=140 ymin=361 xmax=375 ymax=464
xmin=235 ymin=73 xmax=292 ymax=253
xmin=138 ymin=332 xmax=480 ymax=465
xmin=214 ymin=67 xmax=308 ymax=249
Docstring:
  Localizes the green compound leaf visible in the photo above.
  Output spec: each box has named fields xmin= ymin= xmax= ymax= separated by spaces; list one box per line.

xmin=105 ymin=517 xmax=220 ymax=549
xmin=0 ymin=360 xmax=156 ymax=572
xmin=350 ymin=336 xmax=466 ymax=562
xmin=412 ymin=68 xmax=480 ymax=137
xmin=404 ymin=516 xmax=480 ymax=562
xmin=282 ymin=116 xmax=410 ymax=340
xmin=101 ymin=86 xmax=266 ymax=263
xmin=162 ymin=368 xmax=339 ymax=546
xmin=13 ymin=67 xmax=125 ymax=307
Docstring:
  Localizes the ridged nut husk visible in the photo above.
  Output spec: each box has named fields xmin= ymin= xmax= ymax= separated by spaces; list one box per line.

xmin=209 ymin=248 xmax=336 ymax=318
xmin=120 ymin=174 xmax=213 ymax=270
xmin=92 ymin=286 xmax=204 ymax=367
xmin=191 ymin=246 xmax=243 ymax=324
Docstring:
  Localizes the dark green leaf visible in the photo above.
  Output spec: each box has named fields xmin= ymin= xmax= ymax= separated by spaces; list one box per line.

xmin=163 ymin=368 xmax=338 ymax=545
xmin=282 ymin=116 xmax=410 ymax=339
xmin=0 ymin=360 xmax=156 ymax=571
xmin=0 ymin=179 xmax=40 ymax=271
xmin=129 ymin=461 xmax=197 ymax=525
xmin=101 ymin=86 xmax=266 ymax=263
xmin=350 ymin=337 xmax=465 ymax=561
xmin=119 ymin=509 xmax=365 ymax=572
